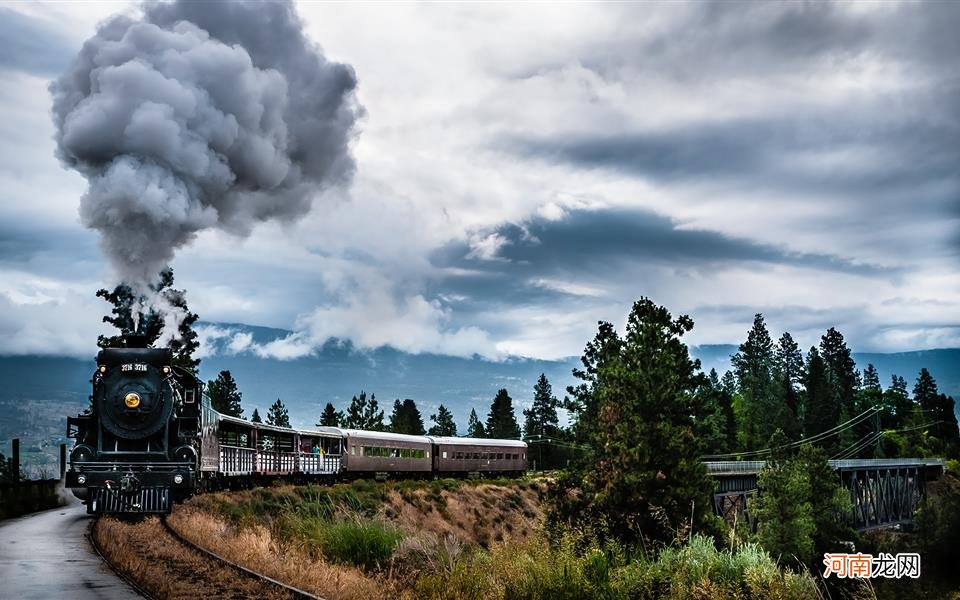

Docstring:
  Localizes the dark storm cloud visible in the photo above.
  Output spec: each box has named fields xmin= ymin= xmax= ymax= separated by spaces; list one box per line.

xmin=434 ymin=208 xmax=891 ymax=281
xmin=0 ymin=8 xmax=75 ymax=76
xmin=509 ymin=114 xmax=959 ymax=194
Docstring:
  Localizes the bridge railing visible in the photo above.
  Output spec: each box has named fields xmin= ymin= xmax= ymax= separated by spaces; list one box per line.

xmin=705 ymin=457 xmax=944 ymax=475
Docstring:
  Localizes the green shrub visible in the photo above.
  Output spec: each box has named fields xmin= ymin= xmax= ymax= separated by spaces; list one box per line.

xmin=308 ymin=518 xmax=402 ymax=571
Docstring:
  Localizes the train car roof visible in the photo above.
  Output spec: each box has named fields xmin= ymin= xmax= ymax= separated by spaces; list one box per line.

xmin=336 ymin=429 xmax=431 ymax=444
xmin=427 ymin=436 xmax=527 ymax=448
xmin=211 ymin=409 xmax=339 ymax=438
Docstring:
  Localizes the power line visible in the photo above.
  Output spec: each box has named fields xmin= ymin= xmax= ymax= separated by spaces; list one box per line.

xmin=701 ymin=405 xmax=882 ymax=460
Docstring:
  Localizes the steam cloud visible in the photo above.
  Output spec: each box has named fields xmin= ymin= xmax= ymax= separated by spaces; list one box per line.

xmin=51 ymin=0 xmax=361 ymax=284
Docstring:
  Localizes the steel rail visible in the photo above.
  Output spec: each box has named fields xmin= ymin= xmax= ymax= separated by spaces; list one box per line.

xmin=160 ymin=515 xmax=323 ymax=600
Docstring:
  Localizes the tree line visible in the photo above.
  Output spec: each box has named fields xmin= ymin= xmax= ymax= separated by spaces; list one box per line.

xmin=699 ymin=313 xmax=959 ymax=460
xmin=208 ymin=371 xmax=565 ymax=445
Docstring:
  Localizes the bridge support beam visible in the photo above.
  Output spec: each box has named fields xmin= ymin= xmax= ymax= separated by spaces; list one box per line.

xmin=840 ymin=465 xmax=925 ymax=530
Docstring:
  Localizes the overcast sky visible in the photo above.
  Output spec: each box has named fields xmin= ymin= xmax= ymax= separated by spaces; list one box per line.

xmin=1 ymin=1 xmax=958 ymax=361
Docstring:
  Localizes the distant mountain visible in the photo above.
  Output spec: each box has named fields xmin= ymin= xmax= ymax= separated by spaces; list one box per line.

xmin=0 ymin=324 xmax=956 ymax=438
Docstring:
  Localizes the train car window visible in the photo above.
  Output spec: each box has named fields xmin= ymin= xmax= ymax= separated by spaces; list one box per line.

xmin=442 ymin=451 xmax=447 ymax=459
xmin=455 ymin=451 xmax=463 ymax=459
xmin=496 ymin=453 xmax=503 ymax=459
xmin=185 ymin=389 xmax=195 ymax=403
xmin=473 ymin=452 xmax=481 ymax=459
xmin=351 ymin=446 xmax=356 ymax=455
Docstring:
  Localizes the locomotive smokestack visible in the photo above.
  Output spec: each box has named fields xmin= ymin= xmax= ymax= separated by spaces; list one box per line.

xmin=50 ymin=0 xmax=362 ymax=286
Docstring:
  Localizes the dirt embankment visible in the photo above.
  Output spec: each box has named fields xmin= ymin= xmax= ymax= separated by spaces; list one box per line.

xmin=107 ymin=478 xmax=548 ymax=600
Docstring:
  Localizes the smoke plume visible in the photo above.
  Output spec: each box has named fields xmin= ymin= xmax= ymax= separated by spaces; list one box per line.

xmin=51 ymin=0 xmax=361 ymax=284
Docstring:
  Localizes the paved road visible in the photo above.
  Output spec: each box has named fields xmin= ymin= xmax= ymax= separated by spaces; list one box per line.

xmin=0 ymin=497 xmax=141 ymax=599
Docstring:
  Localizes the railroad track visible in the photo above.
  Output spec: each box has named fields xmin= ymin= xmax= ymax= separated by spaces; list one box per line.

xmin=90 ymin=514 xmax=322 ymax=600
xmin=159 ymin=516 xmax=322 ymax=600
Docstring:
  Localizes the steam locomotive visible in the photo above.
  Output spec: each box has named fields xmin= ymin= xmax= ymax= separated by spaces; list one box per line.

xmin=66 ymin=343 xmax=203 ymax=513
xmin=66 ymin=342 xmax=527 ymax=514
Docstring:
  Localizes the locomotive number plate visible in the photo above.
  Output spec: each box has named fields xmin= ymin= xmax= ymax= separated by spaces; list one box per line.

xmin=121 ymin=363 xmax=149 ymax=373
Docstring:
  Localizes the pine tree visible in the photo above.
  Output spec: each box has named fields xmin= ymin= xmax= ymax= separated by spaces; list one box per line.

xmin=858 ymin=364 xmax=884 ymax=455
xmin=774 ymin=332 xmax=804 ymax=437
xmin=343 ymin=391 xmax=385 ymax=430
xmin=389 ymin=399 xmax=426 ymax=435
xmin=696 ymin=368 xmax=737 ymax=455
xmin=913 ymin=368 xmax=939 ymax=413
xmin=486 ymin=389 xmax=522 ymax=439
xmin=96 ymin=267 xmax=200 ymax=372
xmin=428 ymin=405 xmax=457 ymax=437
xmin=933 ymin=393 xmax=960 ymax=457
xmin=732 ymin=314 xmax=783 ymax=449
xmin=549 ymin=298 xmax=717 ymax=546
xmin=753 ymin=430 xmax=815 ymax=564
xmin=250 ymin=408 xmax=262 ymax=423
xmin=207 ymin=370 xmax=243 ymax=418
xmin=317 ymin=402 xmax=342 ymax=427
xmin=820 ymin=327 xmax=859 ymax=453
xmin=803 ymin=347 xmax=836 ymax=449
xmin=466 ymin=408 xmax=486 ymax=438
xmin=797 ymin=443 xmax=854 ymax=557
xmin=523 ymin=374 xmax=561 ymax=439
xmin=266 ymin=398 xmax=290 ymax=428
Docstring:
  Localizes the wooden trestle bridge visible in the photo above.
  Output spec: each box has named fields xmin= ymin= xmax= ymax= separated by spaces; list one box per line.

xmin=706 ymin=458 xmax=945 ymax=531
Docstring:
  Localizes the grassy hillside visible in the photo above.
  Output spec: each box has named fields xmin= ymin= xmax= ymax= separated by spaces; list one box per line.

xmin=165 ymin=478 xmax=819 ymax=600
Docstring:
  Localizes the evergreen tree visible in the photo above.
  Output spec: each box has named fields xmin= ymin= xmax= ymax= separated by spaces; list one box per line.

xmin=933 ymin=393 xmax=960 ymax=457
xmin=466 ymin=408 xmax=486 ymax=438
xmin=696 ymin=368 xmax=737 ymax=455
xmin=803 ymin=347 xmax=836 ymax=449
xmin=266 ymin=398 xmax=290 ymax=428
xmin=317 ymin=402 xmax=342 ymax=427
xmin=753 ymin=430 xmax=815 ymax=564
xmin=250 ymin=408 xmax=262 ymax=423
xmin=797 ymin=443 xmax=854 ymax=557
xmin=886 ymin=374 xmax=914 ymax=429
xmin=720 ymin=370 xmax=737 ymax=396
xmin=913 ymin=369 xmax=959 ymax=455
xmin=96 ymin=267 xmax=200 ymax=372
xmin=524 ymin=373 xmax=565 ymax=469
xmin=913 ymin=368 xmax=939 ymax=414
xmin=207 ymin=370 xmax=243 ymax=417
xmin=549 ymin=298 xmax=717 ymax=546
xmin=858 ymin=364 xmax=885 ymax=455
xmin=428 ymin=405 xmax=457 ymax=437
xmin=523 ymin=374 xmax=561 ymax=439
xmin=389 ymin=399 xmax=426 ymax=435
xmin=820 ymin=327 xmax=859 ymax=453
xmin=774 ymin=332 xmax=804 ymax=437
xmin=343 ymin=391 xmax=385 ymax=430
xmin=732 ymin=314 xmax=783 ymax=449
xmin=880 ymin=374 xmax=923 ymax=457
xmin=486 ymin=389 xmax=522 ymax=439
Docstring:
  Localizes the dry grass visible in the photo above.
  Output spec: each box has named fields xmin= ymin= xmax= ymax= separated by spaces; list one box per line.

xmin=167 ymin=507 xmax=392 ymax=600
xmin=93 ymin=516 xmax=288 ymax=600
xmin=384 ymin=483 xmax=544 ymax=547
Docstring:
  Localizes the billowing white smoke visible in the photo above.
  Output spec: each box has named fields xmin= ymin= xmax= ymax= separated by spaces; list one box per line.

xmin=51 ymin=1 xmax=361 ymax=284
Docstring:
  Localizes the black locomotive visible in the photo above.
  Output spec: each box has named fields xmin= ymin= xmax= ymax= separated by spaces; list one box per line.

xmin=65 ymin=340 xmax=202 ymax=513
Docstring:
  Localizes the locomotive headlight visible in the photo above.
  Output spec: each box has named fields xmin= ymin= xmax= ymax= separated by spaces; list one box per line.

xmin=99 ymin=366 xmax=107 ymax=374
xmin=162 ymin=366 xmax=171 ymax=375
xmin=173 ymin=474 xmax=183 ymax=484
xmin=77 ymin=474 xmax=86 ymax=485
xmin=124 ymin=392 xmax=141 ymax=408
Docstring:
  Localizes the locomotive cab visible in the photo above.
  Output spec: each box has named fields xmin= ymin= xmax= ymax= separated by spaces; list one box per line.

xmin=65 ymin=345 xmax=202 ymax=514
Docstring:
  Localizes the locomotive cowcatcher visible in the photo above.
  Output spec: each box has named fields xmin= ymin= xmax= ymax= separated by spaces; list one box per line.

xmin=65 ymin=337 xmax=202 ymax=514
